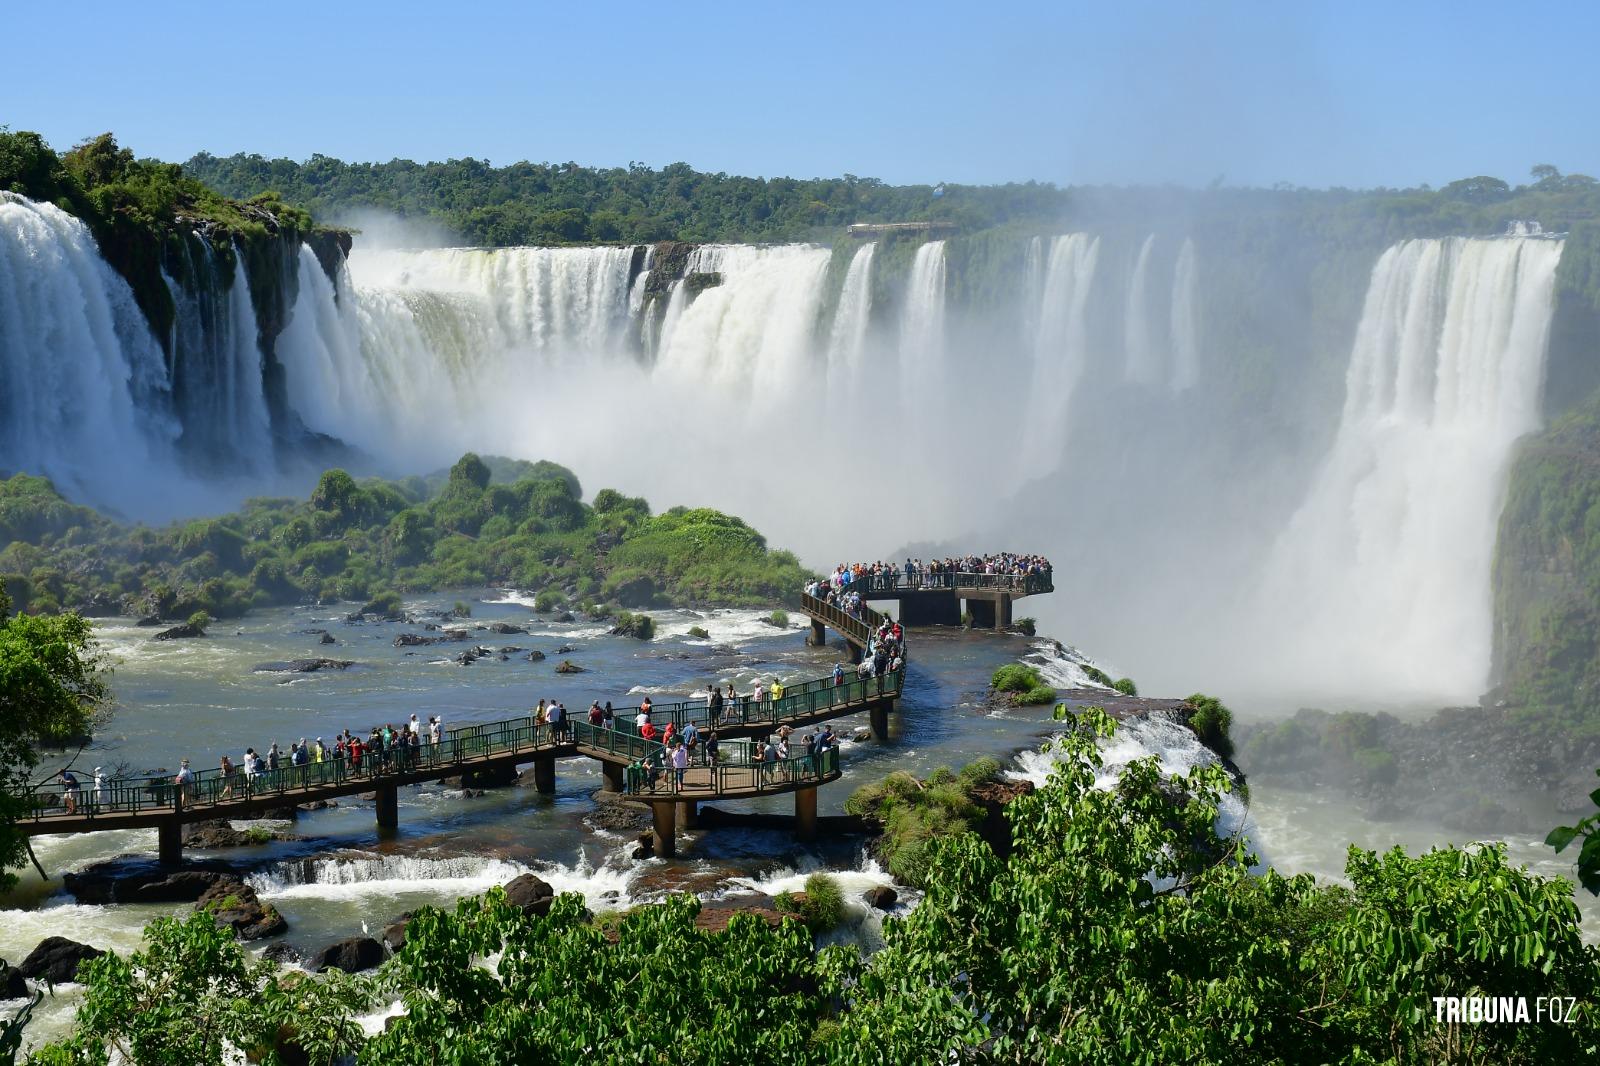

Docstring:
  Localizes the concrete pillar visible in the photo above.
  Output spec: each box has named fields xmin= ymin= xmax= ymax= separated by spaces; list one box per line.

xmin=677 ymin=799 xmax=699 ymax=829
xmin=794 ymin=787 xmax=817 ymax=842
xmin=651 ymin=801 xmax=677 ymax=859
xmin=158 ymin=820 xmax=183 ymax=867
xmin=601 ymin=761 xmax=624 ymax=793
xmin=532 ymin=753 xmax=556 ymax=795
xmin=375 ymin=784 xmax=399 ymax=829
xmin=966 ymin=598 xmax=996 ymax=629
xmin=808 ymin=619 xmax=826 ymax=646
xmin=870 ymin=703 xmax=890 ymax=742
xmin=996 ymin=594 xmax=1013 ymax=631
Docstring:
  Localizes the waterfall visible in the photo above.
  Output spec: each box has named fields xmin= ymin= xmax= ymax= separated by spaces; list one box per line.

xmin=0 ymin=192 xmax=178 ymax=513
xmin=1124 ymin=235 xmax=1158 ymax=384
xmin=899 ymin=240 xmax=947 ymax=410
xmin=826 ymin=243 xmax=876 ymax=381
xmin=1257 ymin=236 xmax=1564 ymax=702
xmin=654 ymin=244 xmax=833 ymax=396
xmin=1169 ymin=238 xmax=1199 ymax=392
xmin=1020 ymin=234 xmax=1100 ymax=474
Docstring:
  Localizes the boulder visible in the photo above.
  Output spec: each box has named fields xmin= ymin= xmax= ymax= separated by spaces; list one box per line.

xmin=183 ymin=819 xmax=299 ymax=848
xmin=18 ymin=937 xmax=105 ymax=984
xmin=394 ymin=633 xmax=446 ymax=647
xmin=488 ymin=621 xmax=528 ymax=634
xmin=458 ymin=764 xmax=518 ymax=789
xmin=382 ymin=913 xmax=414 ymax=953
xmin=499 ymin=646 xmax=524 ymax=654
xmin=196 ymin=879 xmax=287 ymax=941
xmin=319 ymin=632 xmax=337 ymax=645
xmin=1 ymin=958 xmax=28 ymax=999
xmin=863 ymin=885 xmax=899 ymax=911
xmin=503 ymin=873 xmax=555 ymax=917
xmin=852 ymin=728 xmax=872 ymax=743
xmin=135 ymin=614 xmax=165 ymax=627
xmin=152 ymin=622 xmax=205 ymax=641
xmin=525 ymin=650 xmax=546 ymax=662
xmin=252 ymin=658 xmax=355 ymax=673
xmin=556 ymin=645 xmax=574 ymax=654
xmin=554 ymin=612 xmax=576 ymax=624
xmin=555 ymin=659 xmax=585 ymax=674
xmin=64 ymin=865 xmax=236 ymax=904
xmin=311 ymin=936 xmax=386 ymax=974
xmin=262 ymin=942 xmax=303 ymax=966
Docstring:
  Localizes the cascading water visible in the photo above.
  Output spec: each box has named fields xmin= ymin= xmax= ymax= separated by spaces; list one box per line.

xmin=826 ymin=242 xmax=876 ymax=382
xmin=1020 ymin=233 xmax=1099 ymax=475
xmin=1169 ymin=238 xmax=1200 ymax=392
xmin=1123 ymin=234 xmax=1159 ymax=384
xmin=1255 ymin=236 xmax=1564 ymax=703
xmin=0 ymin=192 xmax=179 ymax=514
xmin=899 ymin=240 xmax=948 ymax=418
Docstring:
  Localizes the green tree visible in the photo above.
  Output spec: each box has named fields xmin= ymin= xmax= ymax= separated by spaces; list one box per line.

xmin=0 ymin=582 xmax=107 ymax=891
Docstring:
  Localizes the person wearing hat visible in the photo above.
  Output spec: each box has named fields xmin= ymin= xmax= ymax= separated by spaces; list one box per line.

xmin=173 ymin=759 xmax=194 ymax=805
xmin=59 ymin=769 xmax=81 ymax=815
xmin=92 ymin=767 xmax=107 ymax=812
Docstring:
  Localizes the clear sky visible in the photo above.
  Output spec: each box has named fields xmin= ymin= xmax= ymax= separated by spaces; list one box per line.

xmin=4 ymin=0 xmax=1595 ymax=190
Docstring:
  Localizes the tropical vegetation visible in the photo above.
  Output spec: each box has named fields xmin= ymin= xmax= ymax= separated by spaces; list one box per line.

xmin=0 ymin=453 xmax=811 ymax=621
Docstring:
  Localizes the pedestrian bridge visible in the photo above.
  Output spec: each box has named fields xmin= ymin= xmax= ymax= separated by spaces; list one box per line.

xmin=20 ymin=664 xmax=900 ymax=861
xmin=802 ymin=570 xmax=1053 ymax=649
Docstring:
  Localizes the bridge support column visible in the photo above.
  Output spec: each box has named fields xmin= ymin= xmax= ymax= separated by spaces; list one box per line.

xmin=794 ymin=786 xmax=817 ymax=843
xmin=651 ymin=802 xmax=677 ymax=859
xmin=601 ymin=761 xmax=624 ymax=793
xmin=807 ymin=619 xmax=826 ymax=647
xmin=158 ymin=820 xmax=183 ymax=867
xmin=677 ymin=799 xmax=699 ymax=830
xmin=375 ymin=784 xmax=398 ymax=830
xmin=532 ymin=753 xmax=556 ymax=795
xmin=870 ymin=702 xmax=891 ymax=742
xmin=965 ymin=598 xmax=995 ymax=629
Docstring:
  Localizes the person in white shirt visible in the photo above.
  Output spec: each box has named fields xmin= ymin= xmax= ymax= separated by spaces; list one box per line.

xmin=409 ymin=714 xmax=420 ymax=736
xmin=670 ymin=741 xmax=689 ymax=788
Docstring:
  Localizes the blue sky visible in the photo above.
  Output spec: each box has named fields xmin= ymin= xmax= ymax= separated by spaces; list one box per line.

xmin=4 ymin=1 xmax=1595 ymax=189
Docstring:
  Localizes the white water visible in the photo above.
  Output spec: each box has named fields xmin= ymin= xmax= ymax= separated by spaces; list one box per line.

xmin=1020 ymin=233 xmax=1100 ymax=477
xmin=1123 ymin=234 xmax=1159 ymax=384
xmin=899 ymin=240 xmax=947 ymax=411
xmin=0 ymin=193 xmax=179 ymax=514
xmin=826 ymin=243 xmax=876 ymax=381
xmin=1169 ymin=238 xmax=1200 ymax=391
xmin=1254 ymin=237 xmax=1563 ymax=703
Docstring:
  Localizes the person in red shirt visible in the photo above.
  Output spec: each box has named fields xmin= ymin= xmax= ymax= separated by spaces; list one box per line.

xmin=640 ymin=721 xmax=658 ymax=742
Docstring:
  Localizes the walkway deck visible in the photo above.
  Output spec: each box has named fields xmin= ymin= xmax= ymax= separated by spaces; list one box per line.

xmin=802 ymin=571 xmax=1052 ymax=639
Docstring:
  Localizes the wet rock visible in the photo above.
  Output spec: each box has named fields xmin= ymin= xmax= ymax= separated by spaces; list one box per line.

xmin=586 ymin=796 xmax=651 ymax=832
xmin=262 ymin=942 xmax=303 ymax=966
xmin=1 ymin=958 xmax=28 ymax=999
xmin=394 ymin=633 xmax=441 ymax=647
xmin=554 ymin=613 xmax=576 ymax=624
xmin=488 ymin=621 xmax=528 ymax=634
xmin=135 ymin=614 xmax=165 ymax=627
xmin=852 ymin=728 xmax=872 ymax=743
xmin=197 ymin=879 xmax=287 ymax=941
xmin=500 ymin=646 xmax=524 ymax=654
xmin=692 ymin=897 xmax=797 ymax=934
xmin=525 ymin=650 xmax=546 ymax=662
xmin=152 ymin=622 xmax=205 ymax=641
xmin=555 ymin=659 xmax=585 ymax=674
xmin=319 ymin=632 xmax=336 ymax=645
xmin=556 ymin=645 xmax=574 ymax=654
xmin=503 ymin=873 xmax=555 ymax=916
xmin=252 ymin=658 xmax=355 ymax=673
xmin=64 ymin=865 xmax=236 ymax=904
xmin=19 ymin=937 xmax=105 ymax=984
xmin=183 ymin=819 xmax=298 ymax=848
xmin=687 ymin=626 xmax=711 ymax=640
xmin=311 ymin=936 xmax=386 ymax=974
xmin=863 ymin=885 xmax=898 ymax=911
xmin=462 ymin=764 xmax=518 ymax=789
xmin=382 ymin=913 xmax=413 ymax=953
xmin=631 ymin=832 xmax=654 ymax=860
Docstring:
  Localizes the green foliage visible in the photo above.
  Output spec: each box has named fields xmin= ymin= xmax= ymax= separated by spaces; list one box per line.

xmin=846 ymin=759 xmax=1004 ymax=887
xmin=610 ymin=610 xmax=655 ymax=640
xmin=1112 ymin=676 xmax=1138 ymax=696
xmin=29 ymin=912 xmax=367 ymax=1066
xmin=185 ymin=610 xmax=210 ymax=634
xmin=990 ymin=663 xmax=1055 ymax=704
xmin=686 ymin=625 xmax=710 ymax=639
xmin=0 ymin=456 xmax=809 ymax=624
xmin=451 ymin=600 xmax=472 ymax=618
xmin=1548 ymin=769 xmax=1600 ymax=895
xmin=0 ymin=585 xmax=106 ymax=890
xmin=768 ymin=609 xmax=789 ymax=628
xmin=1185 ymin=692 xmax=1236 ymax=759
xmin=799 ymin=873 xmax=845 ymax=932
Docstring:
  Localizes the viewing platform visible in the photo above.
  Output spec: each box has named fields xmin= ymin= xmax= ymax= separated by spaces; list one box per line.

xmin=846 ymin=221 xmax=958 ymax=239
xmin=20 ymin=666 xmax=902 ymax=863
xmin=801 ymin=570 xmax=1053 ymax=651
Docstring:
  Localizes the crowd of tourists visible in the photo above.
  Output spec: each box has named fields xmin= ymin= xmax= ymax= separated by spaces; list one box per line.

xmin=807 ymin=554 xmax=1052 ymax=598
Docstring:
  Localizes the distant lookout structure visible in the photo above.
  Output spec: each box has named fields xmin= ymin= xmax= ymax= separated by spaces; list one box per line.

xmin=847 ymin=221 xmax=959 ymax=239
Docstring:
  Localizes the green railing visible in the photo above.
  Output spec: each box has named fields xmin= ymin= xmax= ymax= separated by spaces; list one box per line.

xmin=799 ymin=592 xmax=887 ymax=645
xmin=613 ymin=667 xmax=903 ymax=731
xmin=571 ymin=720 xmax=843 ymax=797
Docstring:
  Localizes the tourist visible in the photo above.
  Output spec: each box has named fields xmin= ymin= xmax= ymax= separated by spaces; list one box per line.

xmin=602 ymin=701 xmax=615 ymax=728
xmin=589 ymin=701 xmax=605 ymax=727
xmin=409 ymin=713 xmax=420 ymax=737
xmin=662 ymin=721 xmax=676 ymax=747
xmin=683 ymin=719 xmax=700 ymax=761
xmin=93 ymin=767 xmax=107 ymax=811
xmin=670 ymin=740 xmax=689 ymax=789
xmin=59 ymin=769 xmax=81 ymax=815
xmin=536 ymin=698 xmax=548 ymax=726
xmin=243 ymin=748 xmax=259 ymax=790
xmin=174 ymin=759 xmax=194 ymax=804
xmin=635 ymin=705 xmax=651 ymax=732
xmin=726 ymin=682 xmax=740 ymax=721
xmin=220 ymin=754 xmax=237 ymax=799
xmin=770 ymin=677 xmax=784 ymax=703
xmin=350 ymin=734 xmax=365 ymax=774
xmin=753 ymin=680 xmax=766 ymax=705
xmin=640 ymin=719 xmax=658 ymax=742
xmin=709 ymin=684 xmax=724 ymax=726
xmin=639 ymin=695 xmax=653 ymax=718
xmin=314 ymin=738 xmax=326 ymax=763
xmin=833 ymin=662 xmax=844 ymax=686
xmin=706 ymin=730 xmax=720 ymax=768
xmin=268 ymin=742 xmax=280 ymax=771
xmin=753 ymin=739 xmax=769 ymax=784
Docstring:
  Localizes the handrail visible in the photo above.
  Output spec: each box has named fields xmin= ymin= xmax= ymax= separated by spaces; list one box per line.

xmin=822 ymin=570 xmax=1053 ymax=597
xmin=24 ymin=662 xmax=904 ymax=821
xmin=570 ymin=720 xmax=844 ymax=798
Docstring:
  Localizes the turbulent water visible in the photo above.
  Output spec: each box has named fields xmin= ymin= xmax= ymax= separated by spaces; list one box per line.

xmin=0 ymin=191 xmax=1571 ymax=702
